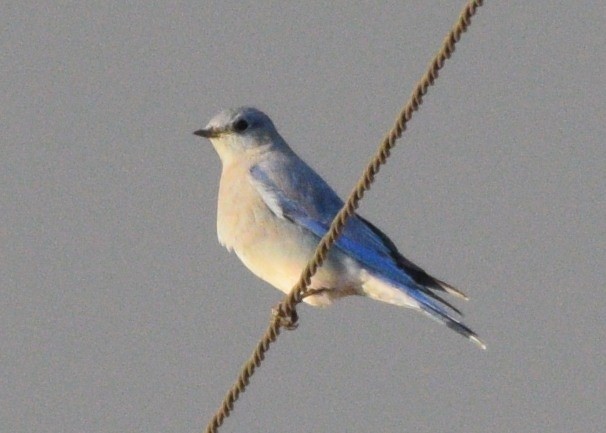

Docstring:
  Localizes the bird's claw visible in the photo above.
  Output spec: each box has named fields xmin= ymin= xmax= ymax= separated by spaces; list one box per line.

xmin=271 ymin=303 xmax=299 ymax=330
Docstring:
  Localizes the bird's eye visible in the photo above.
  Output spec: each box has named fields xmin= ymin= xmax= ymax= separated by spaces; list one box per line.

xmin=233 ymin=119 xmax=249 ymax=132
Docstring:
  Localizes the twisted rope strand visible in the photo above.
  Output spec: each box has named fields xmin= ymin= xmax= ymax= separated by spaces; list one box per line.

xmin=204 ymin=1 xmax=484 ymax=432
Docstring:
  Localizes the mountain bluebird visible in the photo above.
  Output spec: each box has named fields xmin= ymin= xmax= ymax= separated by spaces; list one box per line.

xmin=194 ymin=107 xmax=484 ymax=348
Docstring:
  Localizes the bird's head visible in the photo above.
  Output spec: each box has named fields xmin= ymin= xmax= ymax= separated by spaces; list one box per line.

xmin=194 ymin=107 xmax=284 ymax=165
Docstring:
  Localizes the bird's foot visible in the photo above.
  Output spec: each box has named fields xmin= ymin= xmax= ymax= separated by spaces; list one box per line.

xmin=271 ymin=303 xmax=299 ymax=330
xmin=271 ymin=288 xmax=328 ymax=329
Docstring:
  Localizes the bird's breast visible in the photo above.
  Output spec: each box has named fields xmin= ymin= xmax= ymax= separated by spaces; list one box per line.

xmin=216 ymin=164 xmax=267 ymax=250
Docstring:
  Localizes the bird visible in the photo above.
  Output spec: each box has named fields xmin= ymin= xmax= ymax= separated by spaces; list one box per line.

xmin=194 ymin=107 xmax=485 ymax=349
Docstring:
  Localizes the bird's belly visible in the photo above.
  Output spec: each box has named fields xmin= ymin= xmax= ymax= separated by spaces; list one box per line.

xmin=217 ymin=182 xmax=360 ymax=304
xmin=238 ymin=228 xmax=361 ymax=305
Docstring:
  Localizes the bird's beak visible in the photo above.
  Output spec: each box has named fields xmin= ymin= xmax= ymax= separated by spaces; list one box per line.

xmin=193 ymin=127 xmax=219 ymax=138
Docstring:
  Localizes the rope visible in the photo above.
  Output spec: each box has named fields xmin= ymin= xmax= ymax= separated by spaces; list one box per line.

xmin=204 ymin=1 xmax=484 ymax=431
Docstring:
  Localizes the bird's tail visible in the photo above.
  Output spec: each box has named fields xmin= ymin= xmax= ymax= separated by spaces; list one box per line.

xmin=362 ymin=274 xmax=486 ymax=349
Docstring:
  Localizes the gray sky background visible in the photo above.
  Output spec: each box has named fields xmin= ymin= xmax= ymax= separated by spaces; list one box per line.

xmin=2 ymin=2 xmax=605 ymax=433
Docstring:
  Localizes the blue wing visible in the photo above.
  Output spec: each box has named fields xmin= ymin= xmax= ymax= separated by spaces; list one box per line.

xmin=249 ymin=161 xmax=478 ymax=339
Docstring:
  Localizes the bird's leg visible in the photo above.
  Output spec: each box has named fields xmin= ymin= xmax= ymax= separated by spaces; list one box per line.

xmin=301 ymin=287 xmax=329 ymax=298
